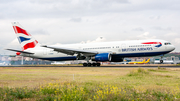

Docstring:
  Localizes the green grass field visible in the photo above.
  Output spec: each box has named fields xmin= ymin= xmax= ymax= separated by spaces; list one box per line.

xmin=0 ymin=67 xmax=180 ymax=100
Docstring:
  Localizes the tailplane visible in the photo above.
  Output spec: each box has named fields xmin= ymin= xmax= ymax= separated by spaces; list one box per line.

xmin=12 ymin=22 xmax=39 ymax=50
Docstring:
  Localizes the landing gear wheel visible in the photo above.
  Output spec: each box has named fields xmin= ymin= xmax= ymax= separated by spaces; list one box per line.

xmin=160 ymin=55 xmax=164 ymax=64
xmin=160 ymin=60 xmax=163 ymax=64
xmin=97 ymin=63 xmax=101 ymax=66
xmin=83 ymin=63 xmax=88 ymax=67
xmin=87 ymin=63 xmax=92 ymax=67
xmin=92 ymin=63 xmax=97 ymax=67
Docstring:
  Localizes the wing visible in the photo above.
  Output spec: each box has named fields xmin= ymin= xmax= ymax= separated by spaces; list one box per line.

xmin=41 ymin=45 xmax=98 ymax=56
xmin=6 ymin=49 xmax=34 ymax=54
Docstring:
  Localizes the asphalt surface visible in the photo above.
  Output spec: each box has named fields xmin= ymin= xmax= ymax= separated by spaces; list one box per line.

xmin=0 ymin=65 xmax=180 ymax=68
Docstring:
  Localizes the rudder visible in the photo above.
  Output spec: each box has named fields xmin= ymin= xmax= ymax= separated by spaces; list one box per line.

xmin=12 ymin=22 xmax=39 ymax=50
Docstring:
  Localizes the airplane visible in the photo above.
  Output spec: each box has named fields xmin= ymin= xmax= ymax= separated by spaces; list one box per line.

xmin=6 ymin=22 xmax=175 ymax=67
xmin=128 ymin=59 xmax=146 ymax=64
xmin=128 ymin=58 xmax=151 ymax=64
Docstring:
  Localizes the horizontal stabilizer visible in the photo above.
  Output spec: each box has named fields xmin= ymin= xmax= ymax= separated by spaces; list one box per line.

xmin=6 ymin=49 xmax=34 ymax=54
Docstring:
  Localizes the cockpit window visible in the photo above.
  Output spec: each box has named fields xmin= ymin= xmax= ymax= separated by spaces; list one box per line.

xmin=164 ymin=43 xmax=171 ymax=45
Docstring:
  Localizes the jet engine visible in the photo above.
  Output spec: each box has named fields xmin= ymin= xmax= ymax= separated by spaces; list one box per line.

xmin=91 ymin=53 xmax=111 ymax=62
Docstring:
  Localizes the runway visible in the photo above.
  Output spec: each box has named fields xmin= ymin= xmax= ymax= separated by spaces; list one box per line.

xmin=0 ymin=64 xmax=180 ymax=68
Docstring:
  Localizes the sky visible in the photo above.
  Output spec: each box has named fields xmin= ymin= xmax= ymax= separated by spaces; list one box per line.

xmin=0 ymin=0 xmax=180 ymax=55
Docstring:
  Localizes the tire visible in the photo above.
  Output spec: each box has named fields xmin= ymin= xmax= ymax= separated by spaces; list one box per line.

xmin=92 ymin=63 xmax=97 ymax=67
xmin=87 ymin=63 xmax=92 ymax=67
xmin=97 ymin=63 xmax=101 ymax=66
xmin=83 ymin=63 xmax=87 ymax=67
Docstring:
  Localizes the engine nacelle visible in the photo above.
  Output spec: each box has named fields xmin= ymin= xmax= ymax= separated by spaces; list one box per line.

xmin=92 ymin=53 xmax=111 ymax=62
xmin=110 ymin=55 xmax=124 ymax=62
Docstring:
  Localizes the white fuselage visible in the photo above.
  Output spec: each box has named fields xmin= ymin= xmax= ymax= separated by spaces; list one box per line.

xmin=21 ymin=39 xmax=175 ymax=61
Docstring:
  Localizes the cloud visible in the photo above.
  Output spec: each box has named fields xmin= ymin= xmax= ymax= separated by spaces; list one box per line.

xmin=152 ymin=26 xmax=172 ymax=31
xmin=81 ymin=36 xmax=106 ymax=43
xmin=137 ymin=32 xmax=156 ymax=39
xmin=132 ymin=27 xmax=144 ymax=31
xmin=70 ymin=18 xmax=82 ymax=22
xmin=5 ymin=39 xmax=21 ymax=49
xmin=31 ymin=29 xmax=49 ymax=35
xmin=170 ymin=38 xmax=180 ymax=52
xmin=174 ymin=38 xmax=180 ymax=44
xmin=164 ymin=33 xmax=178 ymax=37
xmin=149 ymin=16 xmax=161 ymax=20
xmin=1 ymin=0 xmax=180 ymax=54
xmin=2 ymin=0 xmax=180 ymax=20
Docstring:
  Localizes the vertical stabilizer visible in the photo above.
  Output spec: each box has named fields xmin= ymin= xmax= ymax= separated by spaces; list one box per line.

xmin=12 ymin=22 xmax=39 ymax=50
xmin=144 ymin=58 xmax=150 ymax=64
xmin=142 ymin=59 xmax=146 ymax=63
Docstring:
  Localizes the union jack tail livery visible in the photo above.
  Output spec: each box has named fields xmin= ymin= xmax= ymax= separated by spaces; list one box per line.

xmin=12 ymin=22 xmax=39 ymax=51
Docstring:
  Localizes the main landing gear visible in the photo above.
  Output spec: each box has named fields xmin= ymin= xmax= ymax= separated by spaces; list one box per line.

xmin=83 ymin=63 xmax=101 ymax=67
xmin=82 ymin=56 xmax=101 ymax=67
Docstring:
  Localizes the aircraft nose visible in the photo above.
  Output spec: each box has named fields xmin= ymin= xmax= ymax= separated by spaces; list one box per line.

xmin=170 ymin=45 xmax=175 ymax=51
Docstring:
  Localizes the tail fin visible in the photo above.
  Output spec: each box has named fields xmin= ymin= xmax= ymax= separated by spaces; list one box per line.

xmin=144 ymin=58 xmax=150 ymax=63
xmin=142 ymin=59 xmax=146 ymax=63
xmin=12 ymin=22 xmax=39 ymax=50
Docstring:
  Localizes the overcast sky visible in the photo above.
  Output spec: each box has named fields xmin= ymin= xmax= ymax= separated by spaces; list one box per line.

xmin=0 ymin=0 xmax=180 ymax=54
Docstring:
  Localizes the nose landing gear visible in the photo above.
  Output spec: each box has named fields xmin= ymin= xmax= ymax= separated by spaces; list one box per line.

xmin=160 ymin=60 xmax=163 ymax=64
xmin=160 ymin=55 xmax=164 ymax=64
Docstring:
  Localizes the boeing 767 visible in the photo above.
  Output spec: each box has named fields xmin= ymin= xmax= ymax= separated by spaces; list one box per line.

xmin=6 ymin=22 xmax=175 ymax=66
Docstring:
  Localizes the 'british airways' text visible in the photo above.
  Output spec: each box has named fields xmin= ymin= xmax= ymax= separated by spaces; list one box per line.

xmin=122 ymin=47 xmax=153 ymax=52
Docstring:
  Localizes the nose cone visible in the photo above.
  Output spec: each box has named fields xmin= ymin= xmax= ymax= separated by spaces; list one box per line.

xmin=169 ymin=45 xmax=175 ymax=51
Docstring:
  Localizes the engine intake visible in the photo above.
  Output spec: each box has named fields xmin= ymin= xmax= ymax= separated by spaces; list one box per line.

xmin=92 ymin=53 xmax=111 ymax=62
xmin=110 ymin=55 xmax=124 ymax=62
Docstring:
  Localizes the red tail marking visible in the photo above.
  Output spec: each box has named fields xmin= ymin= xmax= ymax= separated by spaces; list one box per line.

xmin=22 ymin=41 xmax=38 ymax=50
xmin=14 ymin=26 xmax=31 ymax=36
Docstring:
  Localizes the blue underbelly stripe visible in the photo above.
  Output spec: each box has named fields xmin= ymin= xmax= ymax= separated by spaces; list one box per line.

xmin=37 ymin=51 xmax=170 ymax=61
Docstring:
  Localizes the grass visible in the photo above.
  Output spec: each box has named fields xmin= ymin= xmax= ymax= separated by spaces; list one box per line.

xmin=158 ymin=66 xmax=167 ymax=70
xmin=127 ymin=68 xmax=149 ymax=76
xmin=0 ymin=67 xmax=180 ymax=100
xmin=0 ymin=81 xmax=180 ymax=100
